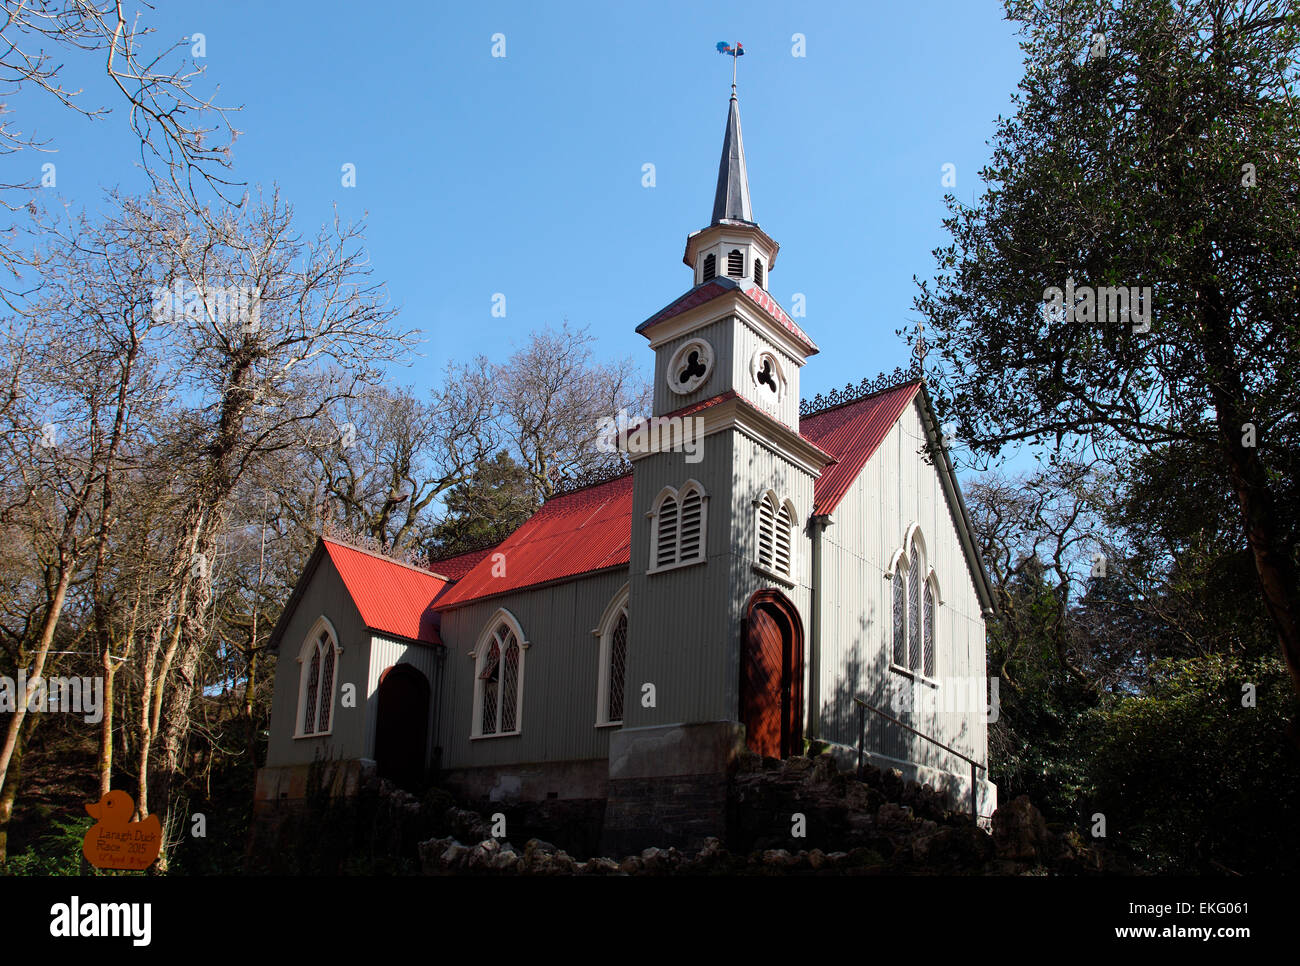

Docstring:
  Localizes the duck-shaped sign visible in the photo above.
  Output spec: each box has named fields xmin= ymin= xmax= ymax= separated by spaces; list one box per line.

xmin=82 ymin=790 xmax=162 ymax=870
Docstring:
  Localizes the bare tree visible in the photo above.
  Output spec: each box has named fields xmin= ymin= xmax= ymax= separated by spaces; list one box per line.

xmin=494 ymin=322 xmax=649 ymax=500
xmin=1 ymin=1 xmax=241 ymax=295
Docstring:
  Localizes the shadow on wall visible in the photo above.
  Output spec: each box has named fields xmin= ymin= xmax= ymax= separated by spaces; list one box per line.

xmin=820 ymin=607 xmax=979 ymax=778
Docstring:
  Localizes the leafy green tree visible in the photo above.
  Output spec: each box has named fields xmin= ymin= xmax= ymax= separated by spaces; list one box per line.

xmin=1089 ymin=654 xmax=1300 ymax=873
xmin=915 ymin=0 xmax=1300 ymax=707
xmin=427 ymin=452 xmax=537 ymax=558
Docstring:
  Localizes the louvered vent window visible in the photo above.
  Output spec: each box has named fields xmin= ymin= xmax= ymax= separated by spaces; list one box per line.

xmin=754 ymin=257 xmax=764 ymax=288
xmin=656 ymin=495 xmax=679 ymax=568
xmin=756 ymin=496 xmax=776 ymax=570
xmin=651 ymin=485 xmax=707 ymax=571
xmin=679 ymin=488 xmax=703 ymax=561
xmin=774 ymin=503 xmax=793 ymax=576
xmin=727 ymin=249 xmax=744 ymax=277
xmin=702 ymin=253 xmax=716 ymax=281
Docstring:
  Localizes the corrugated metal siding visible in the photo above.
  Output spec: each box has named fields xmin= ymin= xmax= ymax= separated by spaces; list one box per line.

xmin=366 ymin=635 xmax=444 ymax=761
xmin=728 ymin=316 xmax=803 ymax=432
xmin=801 ymin=381 xmax=921 ymax=514
xmin=265 ymin=556 xmax=372 ymax=766
xmin=623 ymin=439 xmax=741 ymax=725
xmin=815 ymin=399 xmax=988 ymax=775
xmin=437 ymin=568 xmax=629 ymax=768
xmin=653 ymin=316 xmax=737 ymax=416
xmin=621 ymin=430 xmax=817 ymax=730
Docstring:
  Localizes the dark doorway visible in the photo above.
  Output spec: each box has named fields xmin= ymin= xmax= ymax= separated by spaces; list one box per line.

xmin=374 ymin=664 xmax=430 ymax=791
xmin=740 ymin=589 xmax=805 ymax=759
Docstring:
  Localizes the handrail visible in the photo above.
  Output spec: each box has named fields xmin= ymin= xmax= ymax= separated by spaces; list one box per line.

xmin=853 ymin=696 xmax=984 ymax=821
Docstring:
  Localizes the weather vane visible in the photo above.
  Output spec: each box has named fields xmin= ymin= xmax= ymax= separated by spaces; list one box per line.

xmin=716 ymin=41 xmax=745 ymax=95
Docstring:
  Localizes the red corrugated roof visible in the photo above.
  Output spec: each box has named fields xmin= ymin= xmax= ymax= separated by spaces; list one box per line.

xmin=433 ymin=474 xmax=634 ymax=610
xmin=800 ymin=380 xmax=922 ymax=514
xmin=428 ymin=546 xmax=496 ymax=582
xmin=636 ymin=278 xmax=818 ymax=356
xmin=322 ymin=539 xmax=447 ymax=644
xmin=433 ymin=382 xmax=920 ymax=607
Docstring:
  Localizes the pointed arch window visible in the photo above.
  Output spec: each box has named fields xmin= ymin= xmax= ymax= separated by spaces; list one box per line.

xmin=890 ymin=530 xmax=938 ymax=679
xmin=296 ymin=619 xmax=340 ymax=737
xmin=727 ymin=249 xmax=744 ymax=278
xmin=702 ymin=252 xmax=716 ymax=282
xmin=648 ymin=482 xmax=708 ymax=573
xmin=892 ymin=561 xmax=908 ymax=667
xmin=473 ymin=611 xmax=527 ymax=737
xmin=755 ymin=492 xmax=795 ymax=579
xmin=595 ymin=585 xmax=630 ymax=726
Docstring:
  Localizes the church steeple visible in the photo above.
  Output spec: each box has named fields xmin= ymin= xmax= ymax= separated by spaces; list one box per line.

xmin=683 ymin=90 xmax=779 ymax=290
xmin=711 ymin=92 xmax=753 ymax=225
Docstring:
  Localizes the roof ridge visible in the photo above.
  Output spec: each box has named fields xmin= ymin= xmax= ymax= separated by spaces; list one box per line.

xmin=321 ymin=534 xmax=443 ymax=579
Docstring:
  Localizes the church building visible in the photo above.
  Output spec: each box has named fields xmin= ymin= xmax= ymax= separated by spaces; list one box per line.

xmin=256 ymin=84 xmax=998 ymax=854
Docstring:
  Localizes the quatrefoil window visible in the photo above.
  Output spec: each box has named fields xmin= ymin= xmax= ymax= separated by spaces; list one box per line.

xmin=666 ymin=339 xmax=714 ymax=395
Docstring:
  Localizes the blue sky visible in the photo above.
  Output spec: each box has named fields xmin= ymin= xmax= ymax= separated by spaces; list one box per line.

xmin=24 ymin=0 xmax=1027 ymax=407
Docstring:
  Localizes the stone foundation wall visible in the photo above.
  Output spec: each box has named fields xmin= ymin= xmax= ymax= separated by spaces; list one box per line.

xmin=601 ymin=720 xmax=747 ymax=854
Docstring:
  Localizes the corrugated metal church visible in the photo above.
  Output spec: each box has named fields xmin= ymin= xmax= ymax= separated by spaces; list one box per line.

xmin=256 ymin=86 xmax=999 ymax=853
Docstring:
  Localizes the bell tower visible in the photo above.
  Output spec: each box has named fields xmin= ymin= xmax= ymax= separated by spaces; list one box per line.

xmin=603 ymin=78 xmax=832 ymax=854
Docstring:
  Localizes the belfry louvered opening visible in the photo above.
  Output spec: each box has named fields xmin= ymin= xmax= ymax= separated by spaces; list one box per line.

xmin=755 ymin=494 xmax=793 ymax=577
xmin=679 ymin=488 xmax=703 ymax=560
xmin=650 ymin=483 xmax=707 ymax=572
xmin=702 ymin=252 xmax=716 ymax=281
xmin=727 ymin=249 xmax=744 ymax=277
xmin=656 ymin=494 xmax=679 ymax=568
xmin=754 ymin=257 xmax=764 ymax=288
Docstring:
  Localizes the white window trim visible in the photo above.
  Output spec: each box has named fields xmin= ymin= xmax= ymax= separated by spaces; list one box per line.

xmin=749 ymin=349 xmax=787 ymax=404
xmin=294 ymin=615 xmax=342 ymax=739
xmin=646 ymin=481 xmax=709 ymax=575
xmin=470 ymin=607 xmax=528 ymax=739
xmin=753 ymin=491 xmax=799 ymax=579
xmin=666 ymin=338 xmax=714 ymax=396
xmin=592 ymin=584 xmax=630 ymax=727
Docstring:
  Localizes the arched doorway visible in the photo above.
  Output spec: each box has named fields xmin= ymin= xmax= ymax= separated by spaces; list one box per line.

xmin=740 ymin=589 xmax=805 ymax=759
xmin=374 ymin=664 xmax=430 ymax=791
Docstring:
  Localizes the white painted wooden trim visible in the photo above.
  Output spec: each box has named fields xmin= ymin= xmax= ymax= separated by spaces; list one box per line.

xmin=294 ymin=615 xmax=339 ymax=739
xmin=470 ymin=608 xmax=528 ymax=739
xmin=594 ymin=584 xmax=630 ymax=727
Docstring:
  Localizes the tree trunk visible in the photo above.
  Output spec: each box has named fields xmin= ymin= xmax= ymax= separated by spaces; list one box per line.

xmin=0 ymin=713 xmax=38 ymax=864
xmin=0 ymin=564 xmax=74 ymax=794
xmin=1201 ymin=287 xmax=1300 ymax=708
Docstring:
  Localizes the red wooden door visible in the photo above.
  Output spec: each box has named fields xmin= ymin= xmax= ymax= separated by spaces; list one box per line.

xmin=742 ymin=607 xmax=786 ymax=758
